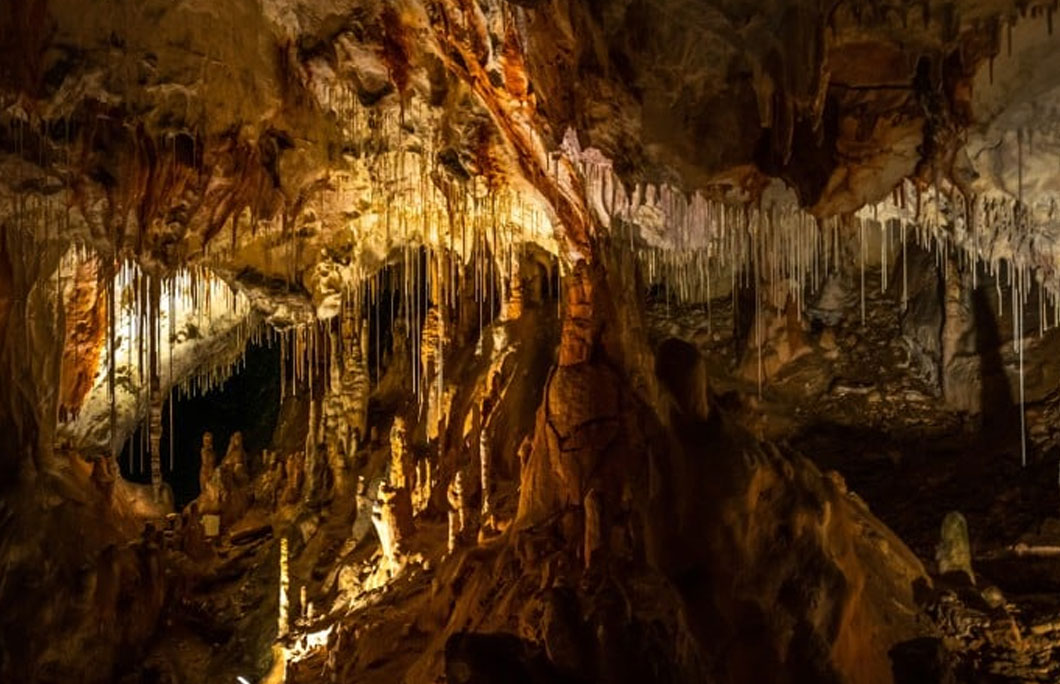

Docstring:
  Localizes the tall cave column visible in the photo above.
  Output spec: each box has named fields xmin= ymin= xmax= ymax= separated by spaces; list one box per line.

xmin=425 ymin=0 xmax=658 ymax=552
xmin=323 ymin=306 xmax=369 ymax=494
xmin=390 ymin=417 xmax=412 ymax=489
xmin=222 ymin=432 xmax=250 ymax=524
xmin=372 ymin=483 xmax=414 ymax=575
xmin=324 ymin=323 xmax=351 ymax=495
xmin=374 ymin=416 xmax=416 ymax=569
xmin=515 ymin=257 xmax=610 ymax=526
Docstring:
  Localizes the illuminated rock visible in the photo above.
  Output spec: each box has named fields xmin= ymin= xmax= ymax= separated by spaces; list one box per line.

xmin=372 ymin=483 xmax=414 ymax=575
xmin=447 ymin=470 xmax=468 ymax=554
xmin=389 ymin=417 xmax=412 ymax=490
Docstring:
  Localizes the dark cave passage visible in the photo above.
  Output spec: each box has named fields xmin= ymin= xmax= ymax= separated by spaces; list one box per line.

xmin=119 ymin=339 xmax=282 ymax=508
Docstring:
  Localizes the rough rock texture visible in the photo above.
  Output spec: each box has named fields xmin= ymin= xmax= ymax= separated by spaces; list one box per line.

xmin=5 ymin=1 xmax=1060 ymax=683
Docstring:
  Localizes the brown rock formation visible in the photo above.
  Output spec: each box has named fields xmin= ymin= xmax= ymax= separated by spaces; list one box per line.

xmin=6 ymin=2 xmax=1060 ymax=683
xmin=58 ymin=255 xmax=106 ymax=420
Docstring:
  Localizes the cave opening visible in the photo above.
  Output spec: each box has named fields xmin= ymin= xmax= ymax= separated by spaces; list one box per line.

xmin=118 ymin=338 xmax=282 ymax=508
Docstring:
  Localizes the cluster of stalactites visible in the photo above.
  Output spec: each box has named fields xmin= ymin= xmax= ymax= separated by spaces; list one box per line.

xmin=565 ymin=134 xmax=1060 ymax=335
xmin=569 ymin=147 xmax=1060 ymax=467
xmin=189 ymin=82 xmax=557 ymax=272
xmin=58 ymin=247 xmax=255 ymax=486
xmin=275 ymin=229 xmax=534 ymax=411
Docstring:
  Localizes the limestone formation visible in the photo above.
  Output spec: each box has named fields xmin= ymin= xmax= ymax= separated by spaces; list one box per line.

xmin=937 ymin=511 xmax=975 ymax=585
xmin=501 ymin=265 xmax=524 ymax=322
xmin=372 ymin=483 xmax=414 ymax=574
xmin=220 ymin=431 xmax=252 ymax=525
xmin=283 ymin=452 xmax=306 ymax=506
xmin=326 ymin=441 xmax=349 ymax=495
xmin=223 ymin=431 xmax=250 ymax=487
xmin=479 ymin=427 xmax=494 ymax=528
xmin=411 ymin=457 xmax=432 ymax=516
xmin=198 ymin=432 xmax=222 ymax=513
xmin=447 ymin=470 xmax=468 ymax=554
xmin=9 ymin=2 xmax=1060 ymax=683
xmin=389 ymin=417 xmax=412 ymax=491
xmin=323 ymin=312 xmax=370 ymax=466
xmin=256 ymin=449 xmax=285 ymax=510
xmin=305 ymin=399 xmax=325 ymax=506
xmin=279 ymin=536 xmax=290 ymax=637
xmin=942 ymin=259 xmax=980 ymax=413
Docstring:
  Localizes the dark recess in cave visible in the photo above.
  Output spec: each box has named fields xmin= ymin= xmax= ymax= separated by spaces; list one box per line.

xmin=119 ymin=339 xmax=282 ymax=507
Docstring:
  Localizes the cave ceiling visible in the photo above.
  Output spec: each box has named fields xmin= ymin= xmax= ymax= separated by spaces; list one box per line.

xmin=1 ymin=1 xmax=1058 ymax=271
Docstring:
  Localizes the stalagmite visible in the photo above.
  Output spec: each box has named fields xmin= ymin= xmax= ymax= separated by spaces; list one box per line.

xmin=447 ymin=470 xmax=467 ymax=554
xmin=502 ymin=259 xmax=524 ymax=321
xmin=936 ymin=511 xmax=974 ymax=584
xmin=199 ymin=432 xmax=222 ymax=528
xmin=372 ymin=484 xmax=414 ymax=575
xmin=225 ymin=432 xmax=250 ymax=484
xmin=279 ymin=536 xmax=290 ymax=637
xmin=412 ymin=458 xmax=432 ymax=516
xmin=389 ymin=417 xmax=411 ymax=490
xmin=221 ymin=432 xmax=252 ymax=524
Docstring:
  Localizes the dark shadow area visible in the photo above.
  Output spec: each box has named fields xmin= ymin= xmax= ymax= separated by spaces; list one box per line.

xmin=445 ymin=632 xmax=583 ymax=684
xmin=788 ymin=419 xmax=1056 ymax=580
xmin=119 ymin=339 xmax=282 ymax=508
xmin=889 ymin=637 xmax=956 ymax=684
xmin=973 ymin=286 xmax=1019 ymax=441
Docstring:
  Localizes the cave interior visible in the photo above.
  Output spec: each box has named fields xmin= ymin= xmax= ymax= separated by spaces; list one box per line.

xmin=5 ymin=1 xmax=1060 ymax=682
